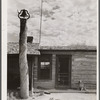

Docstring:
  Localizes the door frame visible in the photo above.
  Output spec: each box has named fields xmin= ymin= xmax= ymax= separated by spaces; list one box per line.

xmin=55 ymin=55 xmax=72 ymax=89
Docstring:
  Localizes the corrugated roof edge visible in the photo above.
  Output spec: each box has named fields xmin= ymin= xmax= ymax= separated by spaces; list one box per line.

xmin=7 ymin=42 xmax=97 ymax=55
xmin=39 ymin=45 xmax=97 ymax=51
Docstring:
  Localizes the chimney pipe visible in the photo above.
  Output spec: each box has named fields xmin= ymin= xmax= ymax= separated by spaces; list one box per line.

xmin=27 ymin=36 xmax=33 ymax=43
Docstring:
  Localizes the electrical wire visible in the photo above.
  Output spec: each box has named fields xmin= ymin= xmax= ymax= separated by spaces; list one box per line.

xmin=39 ymin=0 xmax=43 ymax=44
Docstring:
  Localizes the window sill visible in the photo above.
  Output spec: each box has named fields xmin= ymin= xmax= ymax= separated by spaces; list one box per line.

xmin=37 ymin=79 xmax=52 ymax=82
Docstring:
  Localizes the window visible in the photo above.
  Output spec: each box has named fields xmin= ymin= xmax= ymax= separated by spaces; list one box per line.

xmin=38 ymin=55 xmax=51 ymax=80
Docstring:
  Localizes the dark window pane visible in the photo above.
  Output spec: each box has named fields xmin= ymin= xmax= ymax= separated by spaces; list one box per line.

xmin=39 ymin=55 xmax=51 ymax=80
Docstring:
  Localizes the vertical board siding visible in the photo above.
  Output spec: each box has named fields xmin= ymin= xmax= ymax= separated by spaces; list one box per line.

xmin=34 ymin=54 xmax=56 ymax=89
xmin=71 ymin=52 xmax=96 ymax=89
xmin=33 ymin=51 xmax=96 ymax=89
xmin=33 ymin=56 xmax=38 ymax=81
xmin=52 ymin=54 xmax=56 ymax=87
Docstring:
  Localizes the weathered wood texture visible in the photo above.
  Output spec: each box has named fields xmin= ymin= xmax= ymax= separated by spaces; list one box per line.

xmin=71 ymin=52 xmax=97 ymax=89
xmin=33 ymin=54 xmax=56 ymax=89
xmin=34 ymin=51 xmax=96 ymax=89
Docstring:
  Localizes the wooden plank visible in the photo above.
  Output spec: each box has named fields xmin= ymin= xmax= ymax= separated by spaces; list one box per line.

xmin=72 ymin=62 xmax=96 ymax=66
xmin=72 ymin=71 xmax=96 ymax=75
xmin=72 ymin=79 xmax=96 ymax=83
xmin=72 ymin=76 xmax=96 ymax=80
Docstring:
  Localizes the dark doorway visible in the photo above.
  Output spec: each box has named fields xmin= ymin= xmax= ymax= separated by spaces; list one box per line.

xmin=7 ymin=55 xmax=33 ymax=90
xmin=28 ymin=56 xmax=33 ymax=91
xmin=7 ymin=55 xmax=20 ymax=89
xmin=56 ymin=55 xmax=71 ymax=89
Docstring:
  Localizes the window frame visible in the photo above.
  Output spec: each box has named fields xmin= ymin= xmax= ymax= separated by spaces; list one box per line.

xmin=38 ymin=54 xmax=52 ymax=80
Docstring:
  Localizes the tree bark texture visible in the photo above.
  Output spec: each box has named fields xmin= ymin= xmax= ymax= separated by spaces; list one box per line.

xmin=19 ymin=19 xmax=29 ymax=98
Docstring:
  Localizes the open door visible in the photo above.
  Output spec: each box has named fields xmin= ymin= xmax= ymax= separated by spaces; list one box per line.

xmin=56 ymin=55 xmax=71 ymax=89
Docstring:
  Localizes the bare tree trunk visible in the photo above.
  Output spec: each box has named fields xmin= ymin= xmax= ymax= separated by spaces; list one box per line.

xmin=19 ymin=19 xmax=29 ymax=98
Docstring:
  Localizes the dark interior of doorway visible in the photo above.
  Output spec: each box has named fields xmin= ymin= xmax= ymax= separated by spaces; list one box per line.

xmin=7 ymin=55 xmax=32 ymax=90
xmin=56 ymin=55 xmax=71 ymax=89
xmin=7 ymin=55 xmax=20 ymax=89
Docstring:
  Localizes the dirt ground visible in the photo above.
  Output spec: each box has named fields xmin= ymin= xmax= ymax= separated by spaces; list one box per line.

xmin=32 ymin=93 xmax=96 ymax=100
xmin=7 ymin=90 xmax=97 ymax=100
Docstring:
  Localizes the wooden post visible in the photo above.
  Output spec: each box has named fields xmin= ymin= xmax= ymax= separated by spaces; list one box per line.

xmin=18 ymin=9 xmax=30 ymax=99
xmin=30 ymin=58 xmax=34 ymax=96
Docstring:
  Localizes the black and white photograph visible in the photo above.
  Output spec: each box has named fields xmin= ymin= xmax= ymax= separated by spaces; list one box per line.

xmin=3 ymin=0 xmax=98 ymax=99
